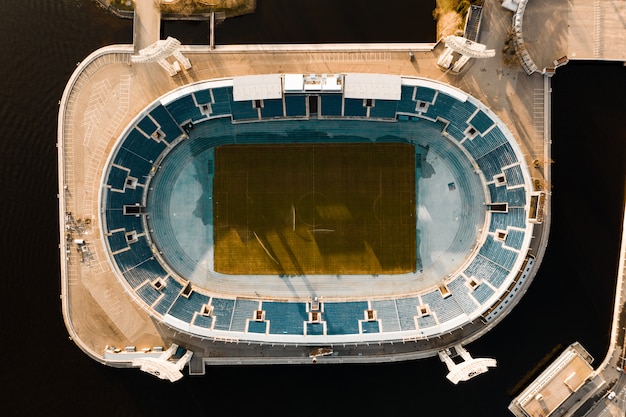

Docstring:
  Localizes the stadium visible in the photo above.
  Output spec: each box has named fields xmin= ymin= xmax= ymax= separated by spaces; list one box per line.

xmin=100 ymin=72 xmax=542 ymax=361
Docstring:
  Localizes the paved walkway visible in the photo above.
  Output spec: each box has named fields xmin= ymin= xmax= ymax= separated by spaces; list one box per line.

xmin=133 ymin=0 xmax=161 ymax=52
xmin=522 ymin=0 xmax=626 ymax=72
xmin=567 ymin=0 xmax=626 ymax=61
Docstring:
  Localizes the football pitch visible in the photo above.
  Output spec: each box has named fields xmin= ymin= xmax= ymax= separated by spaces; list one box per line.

xmin=213 ymin=142 xmax=416 ymax=275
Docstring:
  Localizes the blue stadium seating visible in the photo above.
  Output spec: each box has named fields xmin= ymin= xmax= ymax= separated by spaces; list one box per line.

xmin=506 ymin=207 xmax=527 ymax=228
xmin=124 ymin=254 xmax=167 ymax=282
xmin=106 ymin=166 xmax=129 ymax=190
xmin=263 ymin=302 xmax=307 ymax=335
xmin=209 ymin=87 xmax=233 ymax=117
xmin=123 ymin=257 xmax=168 ymax=290
xmin=306 ymin=322 xmax=325 ymax=335
xmin=112 ymin=147 xmax=153 ymax=184
xmin=149 ymin=105 xmax=185 ymax=141
xmin=168 ymin=291 xmax=210 ymax=323
xmin=421 ymin=289 xmax=464 ymax=323
xmin=361 ymin=321 xmax=380 ymax=333
xmin=503 ymin=165 xmax=525 ymax=187
xmin=248 ymin=320 xmax=268 ymax=333
xmin=468 ymin=110 xmax=494 ymax=134
xmin=463 ymin=126 xmax=508 ymax=160
xmin=105 ymin=187 xmax=144 ymax=211
xmin=153 ymin=276 xmax=183 ymax=315
xmin=210 ymin=297 xmax=235 ymax=331
xmin=123 ymin=129 xmax=165 ymax=163
xmin=320 ymin=94 xmax=343 ymax=117
xmin=120 ymin=264 xmax=151 ymax=289
xmin=324 ymin=301 xmax=367 ymax=335
xmin=210 ymin=136 xmax=236 ymax=147
xmin=193 ymin=313 xmax=214 ymax=329
xmin=193 ymin=89 xmax=212 ymax=105
xmin=489 ymin=208 xmax=526 ymax=232
xmin=231 ymin=100 xmax=259 ymax=121
xmin=489 ymin=183 xmax=524 ymax=206
xmin=479 ymin=235 xmax=518 ymax=270
xmin=447 ymin=276 xmax=479 ymax=314
xmin=285 ymin=95 xmax=307 ymax=117
xmin=395 ymin=297 xmax=419 ymax=331
xmin=465 ymin=255 xmax=510 ymax=288
xmin=417 ymin=314 xmax=437 ymax=329
xmin=423 ymin=93 xmax=476 ymax=134
xmin=506 ymin=188 xmax=527 ymax=207
xmin=260 ymin=98 xmax=284 ymax=118
xmin=113 ymin=235 xmax=152 ymax=272
xmin=230 ymin=299 xmax=259 ymax=332
xmin=371 ymin=299 xmax=401 ymax=332
xmin=415 ymin=86 xmax=436 ymax=103
xmin=444 ymin=121 xmax=467 ymax=142
xmin=105 ymin=208 xmax=143 ymax=233
xmin=505 ymin=229 xmax=526 ymax=250
xmin=165 ymin=95 xmax=206 ymax=125
xmin=344 ymin=98 xmax=367 ymax=117
xmin=107 ymin=229 xmax=129 ymax=252
xmin=369 ymin=99 xmax=398 ymax=119
xmin=476 ymin=142 xmax=518 ymax=179
xmin=137 ymin=115 xmax=158 ymax=137
xmin=396 ymin=85 xmax=418 ymax=114
xmin=136 ymin=282 xmax=162 ymax=306
xmin=471 ymin=283 xmax=495 ymax=304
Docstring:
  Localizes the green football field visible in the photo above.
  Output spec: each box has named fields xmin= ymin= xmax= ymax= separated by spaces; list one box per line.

xmin=213 ymin=142 xmax=416 ymax=275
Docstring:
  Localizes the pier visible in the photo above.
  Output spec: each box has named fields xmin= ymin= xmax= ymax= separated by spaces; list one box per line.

xmin=132 ymin=0 xmax=161 ymax=52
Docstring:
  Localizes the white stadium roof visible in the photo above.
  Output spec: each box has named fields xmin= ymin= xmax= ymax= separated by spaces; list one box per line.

xmin=232 ymin=74 xmax=283 ymax=101
xmin=343 ymin=73 xmax=401 ymax=100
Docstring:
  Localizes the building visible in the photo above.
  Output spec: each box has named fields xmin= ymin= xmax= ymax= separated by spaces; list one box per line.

xmin=509 ymin=343 xmax=595 ymax=417
xmin=59 ymin=2 xmax=552 ymax=380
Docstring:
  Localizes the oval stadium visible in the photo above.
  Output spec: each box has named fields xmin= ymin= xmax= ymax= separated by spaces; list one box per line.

xmin=97 ymin=73 xmax=544 ymax=378
xmin=59 ymin=4 xmax=554 ymax=382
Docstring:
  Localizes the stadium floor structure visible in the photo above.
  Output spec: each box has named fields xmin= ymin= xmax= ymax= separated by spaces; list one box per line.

xmin=101 ymin=74 xmax=542 ymax=346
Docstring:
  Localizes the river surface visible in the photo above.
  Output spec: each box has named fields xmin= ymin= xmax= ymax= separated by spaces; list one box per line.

xmin=0 ymin=1 xmax=624 ymax=416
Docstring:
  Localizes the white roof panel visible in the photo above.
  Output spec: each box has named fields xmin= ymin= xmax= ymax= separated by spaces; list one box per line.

xmin=343 ymin=73 xmax=401 ymax=100
xmin=232 ymin=74 xmax=283 ymax=101
xmin=284 ymin=74 xmax=304 ymax=92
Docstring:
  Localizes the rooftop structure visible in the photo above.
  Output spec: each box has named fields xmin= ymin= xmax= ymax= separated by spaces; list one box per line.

xmin=508 ymin=343 xmax=595 ymax=417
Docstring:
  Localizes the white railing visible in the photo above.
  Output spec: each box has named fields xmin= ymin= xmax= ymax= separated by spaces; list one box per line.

xmin=512 ymin=0 xmax=539 ymax=75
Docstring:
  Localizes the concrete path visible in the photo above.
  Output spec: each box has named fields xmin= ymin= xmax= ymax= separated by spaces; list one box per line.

xmin=523 ymin=0 xmax=626 ymax=70
xmin=133 ymin=0 xmax=161 ymax=52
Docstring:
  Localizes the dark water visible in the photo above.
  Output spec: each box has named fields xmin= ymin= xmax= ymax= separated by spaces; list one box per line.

xmin=0 ymin=1 xmax=624 ymax=416
xmin=164 ymin=0 xmax=437 ymax=44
